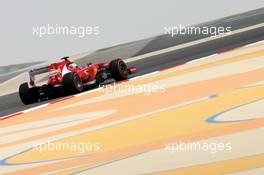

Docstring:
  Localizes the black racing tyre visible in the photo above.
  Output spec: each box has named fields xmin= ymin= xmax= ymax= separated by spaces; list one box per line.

xmin=19 ymin=82 xmax=39 ymax=105
xmin=62 ymin=72 xmax=83 ymax=94
xmin=109 ymin=59 xmax=128 ymax=81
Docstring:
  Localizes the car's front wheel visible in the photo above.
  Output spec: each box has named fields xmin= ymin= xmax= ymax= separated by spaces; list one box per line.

xmin=109 ymin=59 xmax=128 ymax=81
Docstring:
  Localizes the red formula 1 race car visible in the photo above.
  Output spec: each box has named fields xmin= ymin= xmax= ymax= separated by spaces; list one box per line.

xmin=19 ymin=57 xmax=136 ymax=104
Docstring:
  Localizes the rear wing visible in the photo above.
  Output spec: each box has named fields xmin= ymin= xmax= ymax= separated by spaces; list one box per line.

xmin=28 ymin=66 xmax=49 ymax=87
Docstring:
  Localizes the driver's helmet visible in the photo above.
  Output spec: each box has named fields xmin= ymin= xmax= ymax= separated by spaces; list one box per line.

xmin=70 ymin=62 xmax=78 ymax=67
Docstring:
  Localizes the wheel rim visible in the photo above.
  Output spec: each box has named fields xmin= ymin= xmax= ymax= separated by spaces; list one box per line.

xmin=118 ymin=61 xmax=128 ymax=76
xmin=74 ymin=75 xmax=83 ymax=91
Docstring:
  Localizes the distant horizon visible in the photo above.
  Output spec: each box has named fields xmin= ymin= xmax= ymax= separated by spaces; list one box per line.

xmin=0 ymin=0 xmax=263 ymax=66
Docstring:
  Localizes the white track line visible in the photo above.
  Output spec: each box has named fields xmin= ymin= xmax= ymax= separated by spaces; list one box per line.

xmin=187 ymin=54 xmax=218 ymax=64
xmin=244 ymin=40 xmax=264 ymax=48
xmin=22 ymin=103 xmax=49 ymax=113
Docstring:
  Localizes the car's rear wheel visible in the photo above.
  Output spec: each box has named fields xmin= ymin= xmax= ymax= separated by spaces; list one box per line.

xmin=109 ymin=59 xmax=128 ymax=81
xmin=62 ymin=72 xmax=83 ymax=94
xmin=19 ymin=83 xmax=39 ymax=105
